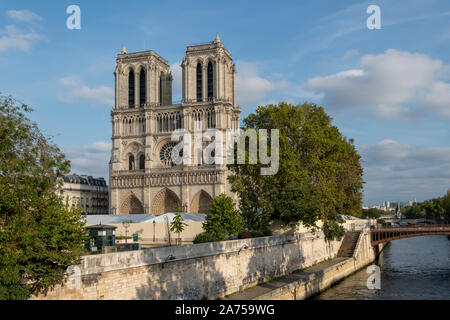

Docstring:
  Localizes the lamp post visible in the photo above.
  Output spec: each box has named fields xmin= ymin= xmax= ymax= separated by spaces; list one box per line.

xmin=153 ymin=220 xmax=156 ymax=243
xmin=122 ymin=221 xmax=131 ymax=244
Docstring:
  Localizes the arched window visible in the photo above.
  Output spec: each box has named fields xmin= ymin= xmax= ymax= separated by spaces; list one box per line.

xmin=159 ymin=74 xmax=163 ymax=106
xmin=160 ymin=142 xmax=183 ymax=167
xmin=139 ymin=69 xmax=146 ymax=106
xmin=196 ymin=63 xmax=202 ymax=102
xmin=128 ymin=70 xmax=135 ymax=108
xmin=207 ymin=62 xmax=213 ymax=100
xmin=197 ymin=149 xmax=203 ymax=166
xmin=129 ymin=155 xmax=135 ymax=170
xmin=139 ymin=155 xmax=145 ymax=170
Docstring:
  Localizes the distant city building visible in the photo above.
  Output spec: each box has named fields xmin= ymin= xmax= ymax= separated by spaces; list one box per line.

xmin=366 ymin=198 xmax=415 ymax=213
xmin=60 ymin=174 xmax=109 ymax=215
xmin=367 ymin=205 xmax=395 ymax=212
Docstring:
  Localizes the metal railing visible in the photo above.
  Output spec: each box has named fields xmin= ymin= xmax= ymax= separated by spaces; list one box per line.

xmin=187 ymin=41 xmax=215 ymax=47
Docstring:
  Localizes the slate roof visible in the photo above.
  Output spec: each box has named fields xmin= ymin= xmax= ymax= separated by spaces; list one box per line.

xmin=64 ymin=174 xmax=107 ymax=187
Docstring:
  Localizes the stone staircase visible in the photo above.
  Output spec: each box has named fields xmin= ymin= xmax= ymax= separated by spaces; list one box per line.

xmin=337 ymin=231 xmax=361 ymax=257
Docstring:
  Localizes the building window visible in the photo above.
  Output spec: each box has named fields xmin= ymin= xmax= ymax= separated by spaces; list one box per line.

xmin=159 ymin=75 xmax=163 ymax=106
xmin=196 ymin=63 xmax=202 ymax=102
xmin=139 ymin=154 xmax=145 ymax=170
xmin=207 ymin=62 xmax=213 ymax=100
xmin=160 ymin=142 xmax=183 ymax=167
xmin=129 ymin=155 xmax=135 ymax=170
xmin=128 ymin=70 xmax=135 ymax=108
xmin=139 ymin=69 xmax=146 ymax=106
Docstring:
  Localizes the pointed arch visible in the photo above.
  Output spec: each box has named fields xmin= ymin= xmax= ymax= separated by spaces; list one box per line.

xmin=196 ymin=62 xmax=202 ymax=102
xmin=139 ymin=154 xmax=145 ymax=170
xmin=139 ymin=68 xmax=146 ymax=106
xmin=129 ymin=154 xmax=135 ymax=170
xmin=151 ymin=188 xmax=181 ymax=215
xmin=120 ymin=194 xmax=144 ymax=214
xmin=128 ymin=69 xmax=135 ymax=108
xmin=159 ymin=71 xmax=164 ymax=106
xmin=207 ymin=61 xmax=214 ymax=100
xmin=190 ymin=190 xmax=213 ymax=214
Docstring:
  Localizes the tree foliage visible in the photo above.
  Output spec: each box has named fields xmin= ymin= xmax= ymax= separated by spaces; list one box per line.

xmin=401 ymin=191 xmax=450 ymax=221
xmin=420 ymin=198 xmax=446 ymax=220
xmin=0 ymin=95 xmax=86 ymax=300
xmin=202 ymin=194 xmax=244 ymax=239
xmin=401 ymin=203 xmax=424 ymax=219
xmin=228 ymin=102 xmax=364 ymax=241
xmin=361 ymin=207 xmax=384 ymax=219
xmin=193 ymin=232 xmax=219 ymax=244
xmin=170 ymin=212 xmax=187 ymax=245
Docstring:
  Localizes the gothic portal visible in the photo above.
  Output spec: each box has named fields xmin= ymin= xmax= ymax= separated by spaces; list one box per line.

xmin=109 ymin=35 xmax=241 ymax=215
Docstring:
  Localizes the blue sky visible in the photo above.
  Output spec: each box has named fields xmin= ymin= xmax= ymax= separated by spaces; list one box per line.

xmin=0 ymin=0 xmax=449 ymax=206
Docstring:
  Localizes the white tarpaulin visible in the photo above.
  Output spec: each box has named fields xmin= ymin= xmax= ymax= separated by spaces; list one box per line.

xmin=85 ymin=213 xmax=206 ymax=225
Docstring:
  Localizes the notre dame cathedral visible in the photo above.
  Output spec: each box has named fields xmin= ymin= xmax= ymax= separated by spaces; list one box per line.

xmin=109 ymin=35 xmax=241 ymax=215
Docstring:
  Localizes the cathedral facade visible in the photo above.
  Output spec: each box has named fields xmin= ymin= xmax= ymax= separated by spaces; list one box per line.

xmin=109 ymin=35 xmax=241 ymax=215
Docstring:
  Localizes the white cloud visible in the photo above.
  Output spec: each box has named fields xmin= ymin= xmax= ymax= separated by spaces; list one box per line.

xmin=0 ymin=24 xmax=45 ymax=52
xmin=62 ymin=141 xmax=111 ymax=179
xmin=236 ymin=61 xmax=291 ymax=105
xmin=59 ymin=76 xmax=79 ymax=87
xmin=342 ymin=49 xmax=359 ymax=60
xmin=88 ymin=141 xmax=111 ymax=153
xmin=59 ymin=77 xmax=114 ymax=106
xmin=303 ymin=49 xmax=450 ymax=120
xmin=0 ymin=10 xmax=45 ymax=53
xmin=6 ymin=9 xmax=43 ymax=23
xmin=359 ymin=140 xmax=450 ymax=205
xmin=420 ymin=82 xmax=450 ymax=118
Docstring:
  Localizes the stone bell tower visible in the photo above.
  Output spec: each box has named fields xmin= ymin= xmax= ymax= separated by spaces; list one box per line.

xmin=181 ymin=34 xmax=236 ymax=106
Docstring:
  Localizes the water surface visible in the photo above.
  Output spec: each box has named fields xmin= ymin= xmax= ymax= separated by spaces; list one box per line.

xmin=315 ymin=235 xmax=450 ymax=300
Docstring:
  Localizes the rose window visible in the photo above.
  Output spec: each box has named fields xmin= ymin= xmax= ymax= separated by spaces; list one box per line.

xmin=160 ymin=142 xmax=183 ymax=167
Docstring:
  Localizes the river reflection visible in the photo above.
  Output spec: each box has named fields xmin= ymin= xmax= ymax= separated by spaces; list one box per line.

xmin=314 ymin=235 xmax=450 ymax=300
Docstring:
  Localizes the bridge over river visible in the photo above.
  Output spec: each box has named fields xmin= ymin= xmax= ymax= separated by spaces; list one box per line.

xmin=370 ymin=224 xmax=450 ymax=246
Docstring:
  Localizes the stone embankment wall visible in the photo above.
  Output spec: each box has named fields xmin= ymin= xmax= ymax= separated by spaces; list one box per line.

xmin=33 ymin=232 xmax=344 ymax=300
xmin=268 ymin=229 xmax=383 ymax=300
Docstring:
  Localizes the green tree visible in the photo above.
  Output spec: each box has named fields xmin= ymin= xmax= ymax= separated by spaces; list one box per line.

xmin=203 ymin=194 xmax=244 ymax=240
xmin=0 ymin=95 xmax=86 ymax=300
xmin=420 ymin=199 xmax=445 ymax=220
xmin=401 ymin=203 xmax=424 ymax=219
xmin=362 ymin=208 xmax=384 ymax=219
xmin=170 ymin=206 xmax=187 ymax=245
xmin=228 ymin=102 xmax=363 ymax=241
xmin=441 ymin=191 xmax=450 ymax=222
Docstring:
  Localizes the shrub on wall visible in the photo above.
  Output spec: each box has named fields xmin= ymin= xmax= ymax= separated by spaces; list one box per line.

xmin=238 ymin=231 xmax=252 ymax=239
xmin=203 ymin=194 xmax=244 ymax=239
xmin=193 ymin=232 xmax=225 ymax=244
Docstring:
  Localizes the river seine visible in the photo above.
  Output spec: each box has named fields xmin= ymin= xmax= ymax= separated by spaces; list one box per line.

xmin=314 ymin=235 xmax=450 ymax=300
